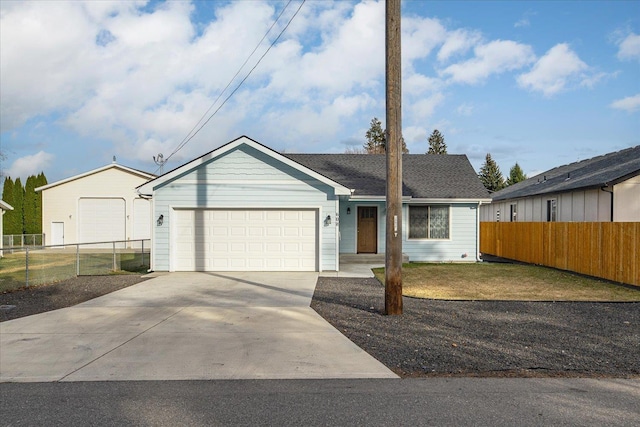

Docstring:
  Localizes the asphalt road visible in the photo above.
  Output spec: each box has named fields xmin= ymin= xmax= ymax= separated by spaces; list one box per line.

xmin=2 ymin=378 xmax=639 ymax=426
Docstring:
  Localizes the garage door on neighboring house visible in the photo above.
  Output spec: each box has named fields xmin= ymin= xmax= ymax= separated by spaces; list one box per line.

xmin=79 ymin=198 xmax=126 ymax=246
xmin=174 ymin=209 xmax=317 ymax=271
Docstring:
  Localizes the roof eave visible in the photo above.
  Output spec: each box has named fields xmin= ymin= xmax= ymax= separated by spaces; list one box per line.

xmin=36 ymin=164 xmax=155 ymax=192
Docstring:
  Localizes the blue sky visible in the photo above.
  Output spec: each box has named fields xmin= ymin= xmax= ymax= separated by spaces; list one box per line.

xmin=1 ymin=0 xmax=638 ymax=184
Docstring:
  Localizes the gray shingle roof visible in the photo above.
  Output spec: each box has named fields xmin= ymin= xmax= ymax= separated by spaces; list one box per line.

xmin=491 ymin=145 xmax=640 ymax=201
xmin=284 ymin=153 xmax=490 ymax=199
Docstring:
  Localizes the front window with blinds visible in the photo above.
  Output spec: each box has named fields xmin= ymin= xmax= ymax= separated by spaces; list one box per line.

xmin=408 ymin=205 xmax=450 ymax=239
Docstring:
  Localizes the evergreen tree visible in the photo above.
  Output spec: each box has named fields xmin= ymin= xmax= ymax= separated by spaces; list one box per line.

xmin=478 ymin=153 xmax=505 ymax=192
xmin=427 ymin=129 xmax=447 ymax=154
xmin=364 ymin=117 xmax=386 ymax=154
xmin=12 ymin=177 xmax=25 ymax=234
xmin=35 ymin=172 xmax=47 ymax=233
xmin=363 ymin=117 xmax=409 ymax=154
xmin=24 ymin=175 xmax=38 ymax=234
xmin=2 ymin=176 xmax=18 ymax=235
xmin=506 ymin=162 xmax=527 ymax=186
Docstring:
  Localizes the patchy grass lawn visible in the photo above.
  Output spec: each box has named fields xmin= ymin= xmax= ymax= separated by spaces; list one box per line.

xmin=0 ymin=250 xmax=149 ymax=292
xmin=372 ymin=262 xmax=640 ymax=302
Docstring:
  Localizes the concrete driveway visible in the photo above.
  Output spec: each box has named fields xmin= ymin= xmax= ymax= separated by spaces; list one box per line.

xmin=1 ymin=272 xmax=397 ymax=382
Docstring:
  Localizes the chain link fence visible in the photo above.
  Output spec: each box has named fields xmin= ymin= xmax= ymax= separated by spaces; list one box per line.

xmin=2 ymin=234 xmax=45 ymax=249
xmin=0 ymin=239 xmax=150 ymax=292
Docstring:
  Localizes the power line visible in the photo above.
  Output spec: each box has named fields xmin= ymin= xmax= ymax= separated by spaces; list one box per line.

xmin=166 ymin=0 xmax=294 ymax=163
xmin=158 ymin=0 xmax=306 ymax=171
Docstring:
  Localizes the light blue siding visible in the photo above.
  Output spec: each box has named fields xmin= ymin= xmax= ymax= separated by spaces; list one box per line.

xmin=402 ymin=203 xmax=479 ymax=262
xmin=338 ymin=202 xmax=479 ymax=262
xmin=152 ymin=145 xmax=338 ymax=271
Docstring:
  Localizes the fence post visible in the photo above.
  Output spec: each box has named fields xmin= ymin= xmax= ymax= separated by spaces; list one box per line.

xmin=113 ymin=241 xmax=117 ymax=272
xmin=76 ymin=244 xmax=80 ymax=276
xmin=25 ymin=247 xmax=29 ymax=287
xmin=142 ymin=240 xmax=145 ymax=269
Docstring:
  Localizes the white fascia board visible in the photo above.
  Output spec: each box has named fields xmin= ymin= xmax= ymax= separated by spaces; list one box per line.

xmin=36 ymin=164 xmax=155 ymax=192
xmin=137 ymin=136 xmax=352 ymax=196
xmin=0 ymin=200 xmax=14 ymax=211
xmin=348 ymin=195 xmax=413 ymax=201
xmin=347 ymin=196 xmax=492 ymax=204
xmin=407 ymin=198 xmax=493 ymax=204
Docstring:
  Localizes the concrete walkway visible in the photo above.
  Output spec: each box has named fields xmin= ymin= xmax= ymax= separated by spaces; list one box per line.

xmin=0 ymin=272 xmax=397 ymax=382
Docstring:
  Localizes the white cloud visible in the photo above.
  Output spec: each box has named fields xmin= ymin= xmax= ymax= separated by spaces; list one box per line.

xmin=409 ymin=93 xmax=446 ymax=121
xmin=440 ymin=40 xmax=536 ymax=84
xmin=610 ymin=94 xmax=640 ymax=112
xmin=404 ymin=73 xmax=443 ymax=96
xmin=6 ymin=151 xmax=54 ymax=181
xmin=2 ymin=0 xmax=633 ymax=179
xmin=517 ymin=43 xmax=588 ymax=96
xmin=265 ymin=1 xmax=386 ymax=98
xmin=514 ymin=19 xmax=530 ymax=28
xmin=437 ymin=29 xmax=482 ymax=62
xmin=456 ymin=103 xmax=474 ymax=116
xmin=402 ymin=15 xmax=447 ymax=63
xmin=616 ymin=32 xmax=640 ymax=61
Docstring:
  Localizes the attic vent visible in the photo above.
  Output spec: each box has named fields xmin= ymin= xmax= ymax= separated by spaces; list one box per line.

xmin=565 ymin=172 xmax=571 ymax=181
xmin=543 ymin=175 xmax=547 ymax=182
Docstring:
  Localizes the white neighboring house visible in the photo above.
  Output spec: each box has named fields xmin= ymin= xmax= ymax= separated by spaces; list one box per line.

xmin=0 ymin=200 xmax=14 ymax=257
xmin=35 ymin=163 xmax=155 ymax=247
xmin=480 ymin=145 xmax=640 ymax=222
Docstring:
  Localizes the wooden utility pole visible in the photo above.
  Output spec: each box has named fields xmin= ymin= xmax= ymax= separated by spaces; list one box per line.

xmin=385 ymin=0 xmax=403 ymax=315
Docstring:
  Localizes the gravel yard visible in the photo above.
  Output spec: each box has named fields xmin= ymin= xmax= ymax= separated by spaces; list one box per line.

xmin=311 ymin=277 xmax=640 ymax=378
xmin=0 ymin=275 xmax=148 ymax=321
xmin=2 ymin=274 xmax=638 ymax=378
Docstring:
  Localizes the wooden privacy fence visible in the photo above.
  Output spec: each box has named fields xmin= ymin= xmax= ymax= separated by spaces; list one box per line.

xmin=480 ymin=222 xmax=639 ymax=287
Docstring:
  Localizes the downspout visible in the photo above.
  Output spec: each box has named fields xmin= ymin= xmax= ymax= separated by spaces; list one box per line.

xmin=335 ymin=198 xmax=340 ymax=272
xmin=137 ymin=190 xmax=154 ymax=271
xmin=601 ymin=183 xmax=613 ymax=222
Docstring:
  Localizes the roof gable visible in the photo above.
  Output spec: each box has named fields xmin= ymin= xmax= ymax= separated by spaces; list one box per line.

xmin=492 ymin=145 xmax=640 ymax=201
xmin=137 ymin=136 xmax=352 ymax=196
xmin=35 ymin=163 xmax=155 ymax=192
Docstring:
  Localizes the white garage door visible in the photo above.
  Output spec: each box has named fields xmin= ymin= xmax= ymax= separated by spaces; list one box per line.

xmin=174 ymin=209 xmax=317 ymax=272
xmin=79 ymin=198 xmax=126 ymax=245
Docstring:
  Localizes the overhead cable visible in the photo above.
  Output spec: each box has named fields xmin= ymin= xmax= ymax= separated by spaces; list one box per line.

xmin=159 ymin=0 xmax=306 ymax=170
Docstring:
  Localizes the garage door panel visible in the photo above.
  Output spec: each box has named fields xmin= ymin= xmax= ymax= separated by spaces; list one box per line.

xmin=174 ymin=209 xmax=317 ymax=272
xmin=248 ymin=211 xmax=264 ymax=220
xmin=266 ymin=243 xmax=282 ymax=252
xmin=266 ymin=227 xmax=281 ymax=236
xmin=231 ymin=227 xmax=247 ymax=236
xmin=248 ymin=227 xmax=264 ymax=236
xmin=212 ymin=227 xmax=228 ymax=236
xmin=79 ymin=198 xmax=126 ymax=246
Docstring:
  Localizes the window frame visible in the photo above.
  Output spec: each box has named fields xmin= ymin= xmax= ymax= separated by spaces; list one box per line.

xmin=546 ymin=199 xmax=557 ymax=222
xmin=510 ymin=203 xmax=517 ymax=222
xmin=408 ymin=204 xmax=451 ymax=240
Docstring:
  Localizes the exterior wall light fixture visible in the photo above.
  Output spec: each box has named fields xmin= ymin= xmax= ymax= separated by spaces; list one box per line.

xmin=346 ymin=207 xmax=351 ymax=215
xmin=157 ymin=214 xmax=164 ymax=226
xmin=325 ymin=215 xmax=331 ymax=226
